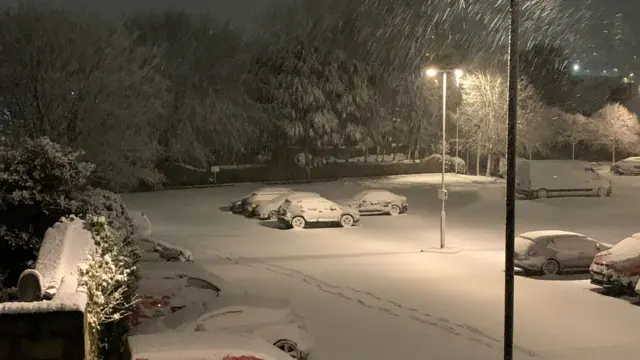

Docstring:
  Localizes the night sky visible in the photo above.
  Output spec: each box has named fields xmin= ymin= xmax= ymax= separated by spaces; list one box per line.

xmin=0 ymin=0 xmax=637 ymax=71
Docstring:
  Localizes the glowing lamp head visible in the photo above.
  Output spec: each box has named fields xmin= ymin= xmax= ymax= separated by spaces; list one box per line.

xmin=425 ymin=68 xmax=439 ymax=78
xmin=454 ymin=69 xmax=464 ymax=78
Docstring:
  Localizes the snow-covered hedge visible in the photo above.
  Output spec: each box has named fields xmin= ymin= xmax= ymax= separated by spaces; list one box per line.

xmin=0 ymin=137 xmax=94 ymax=288
xmin=78 ymin=216 xmax=136 ymax=360
xmin=423 ymin=154 xmax=467 ymax=174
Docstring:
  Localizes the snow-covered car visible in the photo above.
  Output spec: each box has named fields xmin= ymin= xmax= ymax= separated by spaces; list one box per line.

xmin=127 ymin=332 xmax=297 ymax=360
xmin=130 ymin=297 xmax=314 ymax=360
xmin=610 ymin=157 xmax=640 ymax=175
xmin=277 ymin=197 xmax=359 ymax=229
xmin=256 ymin=192 xmax=321 ymax=220
xmin=244 ymin=188 xmax=293 ymax=217
xmin=341 ymin=189 xmax=408 ymax=216
xmin=228 ymin=187 xmax=292 ymax=214
xmin=137 ymin=262 xmax=246 ymax=296
xmin=136 ymin=238 xmax=194 ymax=262
xmin=514 ymin=230 xmax=612 ymax=276
xmin=590 ymin=232 xmax=640 ymax=296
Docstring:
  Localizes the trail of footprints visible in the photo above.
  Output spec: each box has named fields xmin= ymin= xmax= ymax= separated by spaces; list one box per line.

xmin=216 ymin=251 xmax=538 ymax=358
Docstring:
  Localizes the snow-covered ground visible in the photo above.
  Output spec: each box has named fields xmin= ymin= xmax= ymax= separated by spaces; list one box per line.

xmin=123 ymin=173 xmax=640 ymax=360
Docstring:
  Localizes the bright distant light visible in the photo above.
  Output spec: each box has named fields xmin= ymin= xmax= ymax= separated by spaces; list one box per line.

xmin=613 ymin=68 xmax=619 ymax=72
xmin=572 ymin=64 xmax=580 ymax=72
xmin=425 ymin=68 xmax=439 ymax=78
xmin=630 ymin=73 xmax=635 ymax=77
xmin=454 ymin=69 xmax=464 ymax=78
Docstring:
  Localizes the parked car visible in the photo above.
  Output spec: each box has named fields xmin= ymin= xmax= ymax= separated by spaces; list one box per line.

xmin=341 ymin=189 xmax=408 ymax=216
xmin=229 ymin=187 xmax=292 ymax=214
xmin=277 ymin=197 xmax=359 ymax=229
xmin=135 ymin=238 xmax=194 ymax=262
xmin=137 ymin=262 xmax=246 ymax=295
xmin=256 ymin=192 xmax=321 ymax=220
xmin=590 ymin=232 xmax=640 ymax=296
xmin=515 ymin=160 xmax=611 ymax=199
xmin=514 ymin=230 xmax=612 ymax=275
xmin=127 ymin=332 xmax=297 ymax=360
xmin=130 ymin=297 xmax=314 ymax=360
xmin=610 ymin=157 xmax=640 ymax=175
xmin=244 ymin=188 xmax=294 ymax=217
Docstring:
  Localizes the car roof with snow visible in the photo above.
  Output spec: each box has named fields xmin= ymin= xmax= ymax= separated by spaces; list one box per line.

xmin=128 ymin=332 xmax=291 ymax=360
xmin=252 ymin=187 xmax=291 ymax=194
xmin=518 ymin=230 xmax=586 ymax=240
xmin=136 ymin=262 xmax=244 ymax=294
xmin=284 ymin=192 xmax=320 ymax=199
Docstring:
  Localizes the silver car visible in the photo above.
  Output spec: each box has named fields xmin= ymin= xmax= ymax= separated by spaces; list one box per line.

xmin=228 ymin=187 xmax=291 ymax=214
xmin=610 ymin=156 xmax=640 ymax=175
xmin=514 ymin=230 xmax=612 ymax=276
xmin=256 ymin=192 xmax=321 ymax=220
xmin=277 ymin=197 xmax=360 ymax=229
xmin=342 ymin=190 xmax=408 ymax=216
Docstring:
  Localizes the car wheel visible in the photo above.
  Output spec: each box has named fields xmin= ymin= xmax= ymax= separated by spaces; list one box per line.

xmin=291 ymin=216 xmax=306 ymax=229
xmin=597 ymin=187 xmax=607 ymax=197
xmin=274 ymin=339 xmax=301 ymax=359
xmin=269 ymin=210 xmax=278 ymax=220
xmin=167 ymin=257 xmax=180 ymax=262
xmin=340 ymin=214 xmax=354 ymax=227
xmin=389 ymin=205 xmax=401 ymax=216
xmin=537 ymin=189 xmax=548 ymax=199
xmin=541 ymin=259 xmax=560 ymax=275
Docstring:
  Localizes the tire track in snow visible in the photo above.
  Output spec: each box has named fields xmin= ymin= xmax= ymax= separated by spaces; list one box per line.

xmin=210 ymin=249 xmax=538 ymax=358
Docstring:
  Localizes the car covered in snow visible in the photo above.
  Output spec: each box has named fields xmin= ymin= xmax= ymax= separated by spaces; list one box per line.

xmin=244 ymin=188 xmax=294 ymax=217
xmin=341 ymin=189 xmax=408 ymax=216
xmin=228 ymin=187 xmax=292 ymax=214
xmin=514 ymin=230 xmax=612 ymax=275
xmin=590 ymin=232 xmax=640 ymax=296
xmin=610 ymin=157 xmax=640 ymax=175
xmin=130 ymin=296 xmax=314 ymax=360
xmin=256 ymin=192 xmax=321 ymax=220
xmin=277 ymin=197 xmax=359 ymax=229
xmin=127 ymin=332 xmax=296 ymax=360
xmin=136 ymin=238 xmax=194 ymax=262
xmin=137 ymin=262 xmax=245 ymax=295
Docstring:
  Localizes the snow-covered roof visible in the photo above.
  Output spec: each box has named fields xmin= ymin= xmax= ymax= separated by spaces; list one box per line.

xmin=518 ymin=230 xmax=585 ymax=240
xmin=253 ymin=187 xmax=291 ymax=194
xmin=128 ymin=332 xmax=290 ymax=360
xmin=34 ymin=217 xmax=95 ymax=297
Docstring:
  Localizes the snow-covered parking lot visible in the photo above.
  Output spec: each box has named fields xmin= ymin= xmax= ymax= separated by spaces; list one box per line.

xmin=123 ymin=173 xmax=640 ymax=360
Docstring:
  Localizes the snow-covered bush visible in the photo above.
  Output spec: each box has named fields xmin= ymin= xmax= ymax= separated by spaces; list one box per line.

xmin=423 ymin=154 xmax=466 ymax=174
xmin=0 ymin=137 xmax=94 ymax=286
xmin=78 ymin=216 xmax=136 ymax=360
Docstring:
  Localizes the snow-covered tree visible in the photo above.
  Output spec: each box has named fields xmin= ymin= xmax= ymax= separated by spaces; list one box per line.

xmin=558 ymin=112 xmax=594 ymax=159
xmin=592 ymin=103 xmax=640 ymax=163
xmin=515 ymin=82 xmax=553 ymax=160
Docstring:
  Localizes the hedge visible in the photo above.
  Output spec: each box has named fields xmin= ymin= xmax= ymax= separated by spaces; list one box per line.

xmin=157 ymin=155 xmax=465 ymax=188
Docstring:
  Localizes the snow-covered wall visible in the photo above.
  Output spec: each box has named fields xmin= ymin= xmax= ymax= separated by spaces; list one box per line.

xmin=34 ymin=217 xmax=95 ymax=297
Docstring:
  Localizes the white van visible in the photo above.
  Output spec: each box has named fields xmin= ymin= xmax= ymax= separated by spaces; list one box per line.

xmin=515 ymin=160 xmax=611 ymax=199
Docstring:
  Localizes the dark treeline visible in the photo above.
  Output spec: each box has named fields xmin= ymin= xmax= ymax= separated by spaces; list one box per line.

xmin=0 ymin=1 xmax=637 ymax=191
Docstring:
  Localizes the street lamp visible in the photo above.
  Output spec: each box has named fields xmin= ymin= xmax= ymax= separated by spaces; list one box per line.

xmin=425 ymin=67 xmax=464 ymax=249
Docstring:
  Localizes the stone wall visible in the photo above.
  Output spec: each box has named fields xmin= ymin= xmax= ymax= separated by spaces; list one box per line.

xmin=0 ymin=309 xmax=86 ymax=360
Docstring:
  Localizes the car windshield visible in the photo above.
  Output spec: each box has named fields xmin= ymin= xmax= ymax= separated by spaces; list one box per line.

xmin=352 ymin=191 xmax=369 ymax=201
xmin=514 ymin=237 xmax=535 ymax=253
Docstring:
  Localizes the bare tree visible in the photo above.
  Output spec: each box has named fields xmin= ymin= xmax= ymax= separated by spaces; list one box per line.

xmin=516 ymin=83 xmax=553 ymax=160
xmin=592 ymin=103 xmax=640 ymax=163
xmin=558 ymin=112 xmax=594 ymax=159
xmin=0 ymin=4 xmax=168 ymax=191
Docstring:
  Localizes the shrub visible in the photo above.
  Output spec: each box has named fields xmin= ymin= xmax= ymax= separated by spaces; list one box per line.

xmin=423 ymin=154 xmax=467 ymax=174
xmin=0 ymin=137 xmax=94 ymax=286
xmin=78 ymin=216 xmax=136 ymax=360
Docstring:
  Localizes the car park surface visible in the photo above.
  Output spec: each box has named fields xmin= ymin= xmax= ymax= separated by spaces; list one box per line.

xmin=123 ymin=172 xmax=640 ymax=360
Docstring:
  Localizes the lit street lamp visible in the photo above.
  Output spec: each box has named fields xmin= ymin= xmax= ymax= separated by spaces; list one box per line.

xmin=425 ymin=67 xmax=463 ymax=249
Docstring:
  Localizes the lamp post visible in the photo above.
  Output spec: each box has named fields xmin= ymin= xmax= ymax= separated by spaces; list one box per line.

xmin=425 ymin=67 xmax=463 ymax=249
